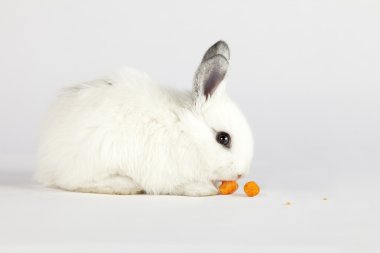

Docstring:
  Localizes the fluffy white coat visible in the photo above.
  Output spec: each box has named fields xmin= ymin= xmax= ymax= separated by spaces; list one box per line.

xmin=36 ymin=41 xmax=253 ymax=196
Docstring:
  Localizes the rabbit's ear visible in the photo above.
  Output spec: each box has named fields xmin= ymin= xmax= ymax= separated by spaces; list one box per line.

xmin=193 ymin=41 xmax=230 ymax=101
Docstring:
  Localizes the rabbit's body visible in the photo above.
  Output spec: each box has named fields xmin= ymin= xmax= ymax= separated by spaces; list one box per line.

xmin=36 ymin=41 xmax=254 ymax=196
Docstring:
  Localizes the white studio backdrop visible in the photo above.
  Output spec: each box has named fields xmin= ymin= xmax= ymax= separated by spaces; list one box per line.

xmin=0 ymin=0 xmax=379 ymax=198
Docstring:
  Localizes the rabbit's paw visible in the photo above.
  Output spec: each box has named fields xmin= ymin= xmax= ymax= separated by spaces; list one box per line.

xmin=176 ymin=182 xmax=218 ymax=197
xmin=73 ymin=175 xmax=144 ymax=195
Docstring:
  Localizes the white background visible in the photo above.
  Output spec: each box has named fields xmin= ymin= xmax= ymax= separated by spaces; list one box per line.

xmin=0 ymin=1 xmax=379 ymax=252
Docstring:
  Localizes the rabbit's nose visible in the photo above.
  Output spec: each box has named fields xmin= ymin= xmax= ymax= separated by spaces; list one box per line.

xmin=237 ymin=174 xmax=242 ymax=179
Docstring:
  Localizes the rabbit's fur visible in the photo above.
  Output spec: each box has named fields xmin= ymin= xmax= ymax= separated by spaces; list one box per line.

xmin=36 ymin=41 xmax=253 ymax=196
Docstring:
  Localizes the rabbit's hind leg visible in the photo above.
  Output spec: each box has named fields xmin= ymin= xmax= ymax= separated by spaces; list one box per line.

xmin=73 ymin=174 xmax=144 ymax=195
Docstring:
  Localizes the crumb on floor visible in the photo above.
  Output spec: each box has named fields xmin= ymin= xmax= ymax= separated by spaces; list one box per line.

xmin=285 ymin=201 xmax=291 ymax=206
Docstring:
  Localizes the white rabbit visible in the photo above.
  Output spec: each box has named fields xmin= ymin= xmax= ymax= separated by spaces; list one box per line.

xmin=36 ymin=41 xmax=253 ymax=196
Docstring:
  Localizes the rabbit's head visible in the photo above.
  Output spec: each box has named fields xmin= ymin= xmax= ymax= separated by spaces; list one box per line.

xmin=188 ymin=41 xmax=253 ymax=182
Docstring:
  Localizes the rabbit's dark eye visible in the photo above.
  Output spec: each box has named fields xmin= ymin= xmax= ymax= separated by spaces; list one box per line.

xmin=216 ymin=132 xmax=231 ymax=148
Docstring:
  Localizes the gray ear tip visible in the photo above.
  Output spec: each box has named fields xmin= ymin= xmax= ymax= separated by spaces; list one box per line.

xmin=214 ymin=40 xmax=229 ymax=49
xmin=202 ymin=40 xmax=230 ymax=62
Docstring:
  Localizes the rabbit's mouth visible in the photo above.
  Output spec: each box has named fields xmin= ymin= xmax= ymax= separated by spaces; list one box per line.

xmin=211 ymin=173 xmax=242 ymax=187
xmin=211 ymin=174 xmax=241 ymax=184
xmin=211 ymin=179 xmax=237 ymax=187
